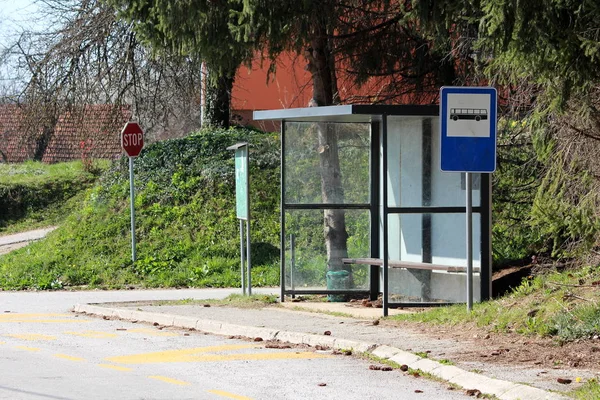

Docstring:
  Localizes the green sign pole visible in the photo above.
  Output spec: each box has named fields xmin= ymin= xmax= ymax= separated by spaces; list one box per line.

xmin=228 ymin=143 xmax=251 ymax=295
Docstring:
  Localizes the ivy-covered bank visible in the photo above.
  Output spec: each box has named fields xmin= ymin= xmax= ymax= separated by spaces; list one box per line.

xmin=0 ymin=128 xmax=280 ymax=290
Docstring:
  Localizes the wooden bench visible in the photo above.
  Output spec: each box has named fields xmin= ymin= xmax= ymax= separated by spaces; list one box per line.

xmin=342 ymin=258 xmax=480 ymax=273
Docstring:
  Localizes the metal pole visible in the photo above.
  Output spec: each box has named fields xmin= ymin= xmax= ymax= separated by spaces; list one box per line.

xmin=245 ymin=143 xmax=252 ymax=296
xmin=240 ymin=219 xmax=246 ymax=295
xmin=280 ymin=123 xmax=286 ymax=302
xmin=382 ymin=114 xmax=389 ymax=317
xmin=290 ymin=234 xmax=295 ymax=297
xmin=466 ymin=172 xmax=473 ymax=311
xmin=129 ymin=156 xmax=137 ymax=262
xmin=246 ymin=219 xmax=252 ymax=295
xmin=369 ymin=121 xmax=381 ymax=301
xmin=481 ymin=173 xmax=493 ymax=300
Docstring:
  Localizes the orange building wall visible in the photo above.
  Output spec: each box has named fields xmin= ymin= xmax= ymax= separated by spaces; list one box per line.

xmin=231 ymin=51 xmax=438 ymax=132
xmin=231 ymin=54 xmax=312 ymax=132
xmin=232 ymin=53 xmax=312 ymax=111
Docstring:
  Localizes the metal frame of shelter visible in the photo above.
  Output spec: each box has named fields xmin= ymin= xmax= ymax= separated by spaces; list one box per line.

xmin=253 ymin=105 xmax=492 ymax=315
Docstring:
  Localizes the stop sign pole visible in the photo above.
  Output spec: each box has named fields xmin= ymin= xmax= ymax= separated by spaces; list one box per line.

xmin=121 ymin=121 xmax=144 ymax=262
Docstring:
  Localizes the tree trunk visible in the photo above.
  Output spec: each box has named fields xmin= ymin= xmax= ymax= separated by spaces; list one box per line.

xmin=317 ymin=124 xmax=349 ymax=272
xmin=306 ymin=31 xmax=351 ymax=277
xmin=204 ymin=66 xmax=234 ymax=128
xmin=29 ymin=103 xmax=58 ymax=162
xmin=33 ymin=126 xmax=54 ymax=161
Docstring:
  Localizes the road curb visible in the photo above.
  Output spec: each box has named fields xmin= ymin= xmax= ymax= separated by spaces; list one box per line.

xmin=72 ymin=303 xmax=568 ymax=400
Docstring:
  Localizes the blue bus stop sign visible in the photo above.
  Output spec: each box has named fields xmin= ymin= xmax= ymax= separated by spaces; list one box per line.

xmin=440 ymin=87 xmax=497 ymax=172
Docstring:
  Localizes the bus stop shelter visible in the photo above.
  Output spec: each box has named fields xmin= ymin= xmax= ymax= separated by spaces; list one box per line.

xmin=253 ymin=105 xmax=492 ymax=315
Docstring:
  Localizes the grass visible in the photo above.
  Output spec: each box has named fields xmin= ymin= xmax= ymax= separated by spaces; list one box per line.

xmin=0 ymin=160 xmax=108 ymax=185
xmin=388 ymin=265 xmax=600 ymax=343
xmin=573 ymin=379 xmax=600 ymax=399
xmin=0 ymin=190 xmax=88 ymax=235
xmin=0 ymin=160 xmax=109 ymax=234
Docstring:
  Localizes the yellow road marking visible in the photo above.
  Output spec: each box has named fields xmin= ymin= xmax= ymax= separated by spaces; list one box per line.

xmin=105 ymin=344 xmax=260 ymax=364
xmin=65 ymin=330 xmax=118 ymax=339
xmin=15 ymin=346 xmax=40 ymax=352
xmin=208 ymin=390 xmax=253 ymax=400
xmin=106 ymin=345 xmax=330 ymax=365
xmin=0 ymin=313 xmax=68 ymax=319
xmin=54 ymin=354 xmax=85 ymax=362
xmin=0 ymin=313 xmax=88 ymax=324
xmin=127 ymin=328 xmax=178 ymax=337
xmin=0 ymin=341 xmax=5 ymax=344
xmin=98 ymin=364 xmax=132 ymax=372
xmin=6 ymin=334 xmax=56 ymax=341
xmin=148 ymin=375 xmax=190 ymax=386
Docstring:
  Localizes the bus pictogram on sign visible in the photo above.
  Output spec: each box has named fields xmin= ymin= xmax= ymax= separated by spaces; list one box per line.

xmin=450 ymin=108 xmax=488 ymax=122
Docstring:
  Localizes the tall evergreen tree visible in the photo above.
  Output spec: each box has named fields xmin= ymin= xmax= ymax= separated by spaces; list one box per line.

xmin=109 ymin=0 xmax=254 ymax=127
xmin=417 ymin=0 xmax=600 ymax=258
xmin=234 ymin=0 xmax=476 ymax=276
xmin=479 ymin=0 xmax=600 ymax=110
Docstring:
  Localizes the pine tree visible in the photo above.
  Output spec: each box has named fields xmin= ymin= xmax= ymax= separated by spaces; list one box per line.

xmin=110 ymin=0 xmax=254 ymax=127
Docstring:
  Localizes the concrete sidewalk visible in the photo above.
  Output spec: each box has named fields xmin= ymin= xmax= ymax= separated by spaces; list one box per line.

xmin=73 ymin=300 xmax=573 ymax=400
xmin=0 ymin=226 xmax=57 ymax=246
xmin=0 ymin=226 xmax=57 ymax=254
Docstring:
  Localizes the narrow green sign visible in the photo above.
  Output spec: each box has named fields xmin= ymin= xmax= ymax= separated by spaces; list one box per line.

xmin=235 ymin=146 xmax=249 ymax=220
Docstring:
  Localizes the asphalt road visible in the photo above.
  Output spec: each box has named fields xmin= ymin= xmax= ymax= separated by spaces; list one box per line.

xmin=0 ymin=289 xmax=471 ymax=400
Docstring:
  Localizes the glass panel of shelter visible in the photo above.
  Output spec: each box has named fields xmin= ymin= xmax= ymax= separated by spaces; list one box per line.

xmin=384 ymin=115 xmax=482 ymax=305
xmin=386 ymin=117 xmax=481 ymax=208
xmin=284 ymin=208 xmax=371 ymax=292
xmin=386 ymin=213 xmax=482 ymax=304
xmin=284 ymin=122 xmax=371 ymax=205
xmin=283 ymin=121 xmax=372 ymax=297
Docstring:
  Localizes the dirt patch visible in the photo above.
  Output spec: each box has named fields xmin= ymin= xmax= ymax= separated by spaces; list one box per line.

xmin=382 ymin=318 xmax=600 ymax=373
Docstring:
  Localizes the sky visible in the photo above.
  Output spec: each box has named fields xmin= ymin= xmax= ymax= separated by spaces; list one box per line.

xmin=0 ymin=0 xmax=42 ymax=92
xmin=0 ymin=0 xmax=38 ymax=39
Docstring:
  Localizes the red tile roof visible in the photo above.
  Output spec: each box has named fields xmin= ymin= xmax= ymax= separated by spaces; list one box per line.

xmin=0 ymin=104 xmax=131 ymax=163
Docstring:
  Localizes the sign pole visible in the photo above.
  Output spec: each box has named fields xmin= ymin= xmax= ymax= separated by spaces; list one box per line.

xmin=240 ymin=219 xmax=246 ymax=295
xmin=466 ymin=172 xmax=473 ymax=311
xmin=121 ymin=120 xmax=144 ymax=263
xmin=129 ymin=157 xmax=137 ymax=262
xmin=246 ymin=219 xmax=252 ymax=295
xmin=227 ymin=142 xmax=251 ymax=295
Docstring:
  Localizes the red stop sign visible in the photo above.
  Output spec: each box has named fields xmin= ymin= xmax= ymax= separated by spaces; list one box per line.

xmin=121 ymin=121 xmax=144 ymax=157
